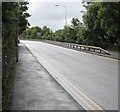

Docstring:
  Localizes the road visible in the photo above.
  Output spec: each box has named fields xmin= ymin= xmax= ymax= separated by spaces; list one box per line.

xmin=22 ymin=40 xmax=118 ymax=110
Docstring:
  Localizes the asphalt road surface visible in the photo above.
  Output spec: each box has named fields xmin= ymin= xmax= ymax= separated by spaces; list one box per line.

xmin=22 ymin=40 xmax=118 ymax=110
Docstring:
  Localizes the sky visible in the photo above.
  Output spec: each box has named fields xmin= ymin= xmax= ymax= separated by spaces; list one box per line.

xmin=27 ymin=0 xmax=86 ymax=32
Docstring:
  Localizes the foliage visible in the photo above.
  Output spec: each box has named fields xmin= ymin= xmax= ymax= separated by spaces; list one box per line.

xmin=21 ymin=2 xmax=119 ymax=51
xmin=20 ymin=26 xmax=52 ymax=39
xmin=2 ymin=2 xmax=30 ymax=110
xmin=82 ymin=2 xmax=119 ymax=50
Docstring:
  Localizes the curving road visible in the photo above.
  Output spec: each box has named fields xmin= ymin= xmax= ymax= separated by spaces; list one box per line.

xmin=22 ymin=40 xmax=118 ymax=110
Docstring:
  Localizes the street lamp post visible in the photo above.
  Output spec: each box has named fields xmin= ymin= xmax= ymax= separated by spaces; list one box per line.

xmin=55 ymin=4 xmax=68 ymax=42
xmin=55 ymin=5 xmax=67 ymax=27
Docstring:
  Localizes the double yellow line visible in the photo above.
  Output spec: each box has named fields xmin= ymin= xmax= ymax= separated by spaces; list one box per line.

xmin=35 ymin=54 xmax=106 ymax=111
xmin=47 ymin=65 xmax=105 ymax=111
xmin=25 ymin=44 xmax=108 ymax=111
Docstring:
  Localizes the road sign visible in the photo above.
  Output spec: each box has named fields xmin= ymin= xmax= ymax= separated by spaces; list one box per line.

xmin=37 ymin=32 xmax=41 ymax=37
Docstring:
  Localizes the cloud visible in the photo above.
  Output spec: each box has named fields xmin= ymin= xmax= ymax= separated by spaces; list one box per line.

xmin=27 ymin=1 xmax=85 ymax=31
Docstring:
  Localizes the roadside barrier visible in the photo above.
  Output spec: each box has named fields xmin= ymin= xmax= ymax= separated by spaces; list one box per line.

xmin=45 ymin=40 xmax=110 ymax=55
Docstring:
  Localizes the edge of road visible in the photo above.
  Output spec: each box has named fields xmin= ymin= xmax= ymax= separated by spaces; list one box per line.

xmin=21 ymin=42 xmax=85 ymax=110
xmin=23 ymin=41 xmax=107 ymax=111
xmin=21 ymin=39 xmax=120 ymax=61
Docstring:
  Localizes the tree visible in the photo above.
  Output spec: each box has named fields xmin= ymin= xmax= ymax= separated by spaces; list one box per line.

xmin=2 ymin=2 xmax=30 ymax=110
xmin=54 ymin=29 xmax=64 ymax=41
xmin=70 ymin=18 xmax=81 ymax=43
xmin=18 ymin=2 xmax=31 ymax=34
xmin=20 ymin=2 xmax=119 ymax=51
xmin=82 ymin=2 xmax=119 ymax=50
xmin=97 ymin=2 xmax=119 ymax=46
xmin=76 ymin=25 xmax=87 ymax=44
xmin=42 ymin=26 xmax=51 ymax=36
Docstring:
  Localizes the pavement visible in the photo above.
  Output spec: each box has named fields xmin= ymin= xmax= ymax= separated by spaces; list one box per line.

xmin=21 ymin=40 xmax=118 ymax=110
xmin=10 ymin=43 xmax=84 ymax=110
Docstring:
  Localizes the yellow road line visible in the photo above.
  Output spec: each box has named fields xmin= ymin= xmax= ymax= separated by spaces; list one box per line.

xmin=57 ymin=76 xmax=95 ymax=110
xmin=37 ymin=55 xmax=105 ymax=111
xmin=25 ymin=45 xmax=106 ymax=111
xmin=25 ymin=40 xmax=119 ymax=61
xmin=49 ymin=67 xmax=95 ymax=110
xmin=50 ymin=66 xmax=106 ymax=111
xmin=53 ymin=71 xmax=104 ymax=110
xmin=37 ymin=56 xmax=95 ymax=110
xmin=78 ymin=51 xmax=119 ymax=61
xmin=57 ymin=73 xmax=105 ymax=111
xmin=90 ymin=53 xmax=119 ymax=62
xmin=66 ymin=46 xmax=119 ymax=61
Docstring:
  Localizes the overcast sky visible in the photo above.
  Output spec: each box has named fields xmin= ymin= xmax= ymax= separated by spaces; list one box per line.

xmin=27 ymin=0 xmax=86 ymax=32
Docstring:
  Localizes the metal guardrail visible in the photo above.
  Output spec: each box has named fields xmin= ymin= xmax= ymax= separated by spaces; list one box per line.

xmin=45 ymin=40 xmax=110 ymax=55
